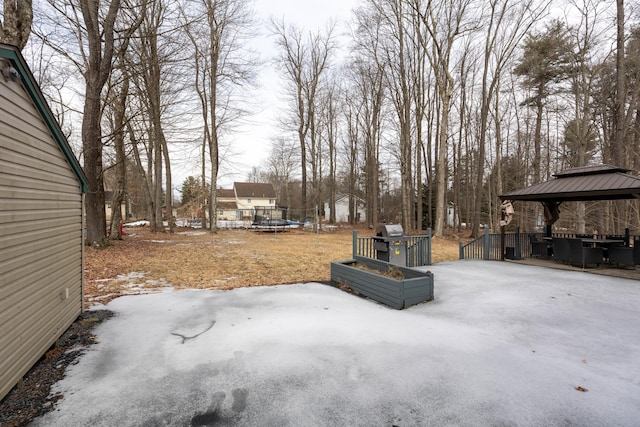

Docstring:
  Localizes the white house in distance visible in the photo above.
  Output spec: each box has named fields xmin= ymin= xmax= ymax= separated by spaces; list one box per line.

xmin=216 ymin=182 xmax=277 ymax=221
xmin=324 ymin=195 xmax=366 ymax=223
xmin=215 ymin=188 xmax=238 ymax=220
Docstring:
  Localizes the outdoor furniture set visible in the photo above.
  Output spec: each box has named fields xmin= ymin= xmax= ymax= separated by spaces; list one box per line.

xmin=529 ymin=235 xmax=640 ymax=269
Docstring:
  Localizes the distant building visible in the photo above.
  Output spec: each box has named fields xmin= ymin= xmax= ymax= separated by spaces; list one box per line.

xmin=104 ymin=190 xmax=129 ymax=223
xmin=216 ymin=188 xmax=238 ymax=220
xmin=216 ymin=182 xmax=278 ymax=220
xmin=324 ymin=195 xmax=366 ymax=223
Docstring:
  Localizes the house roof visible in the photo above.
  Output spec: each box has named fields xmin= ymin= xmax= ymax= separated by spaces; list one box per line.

xmin=499 ymin=164 xmax=640 ymax=202
xmin=216 ymin=188 xmax=235 ymax=198
xmin=234 ymin=182 xmax=276 ymax=198
xmin=217 ymin=201 xmax=237 ymax=210
xmin=0 ymin=43 xmax=88 ymax=193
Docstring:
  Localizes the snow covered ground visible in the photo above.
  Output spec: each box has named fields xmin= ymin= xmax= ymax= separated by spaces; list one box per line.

xmin=34 ymin=261 xmax=640 ymax=426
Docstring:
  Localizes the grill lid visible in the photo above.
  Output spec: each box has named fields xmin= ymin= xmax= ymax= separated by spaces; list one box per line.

xmin=375 ymin=223 xmax=404 ymax=238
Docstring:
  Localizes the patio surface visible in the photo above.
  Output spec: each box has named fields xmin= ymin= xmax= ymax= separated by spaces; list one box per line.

xmin=32 ymin=260 xmax=640 ymax=426
xmin=509 ymin=256 xmax=640 ymax=281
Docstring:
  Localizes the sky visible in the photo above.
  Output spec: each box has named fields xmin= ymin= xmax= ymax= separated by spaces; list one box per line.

xmin=172 ymin=0 xmax=359 ymax=193
xmin=32 ymin=259 xmax=640 ymax=426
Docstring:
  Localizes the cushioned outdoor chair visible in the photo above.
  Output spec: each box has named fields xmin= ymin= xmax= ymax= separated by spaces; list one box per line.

xmin=568 ymin=238 xmax=603 ymax=268
xmin=608 ymin=239 xmax=640 ymax=269
xmin=529 ymin=234 xmax=549 ymax=258
xmin=552 ymin=238 xmax=571 ymax=264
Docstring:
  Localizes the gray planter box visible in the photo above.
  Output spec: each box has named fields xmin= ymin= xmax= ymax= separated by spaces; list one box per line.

xmin=330 ymin=255 xmax=434 ymax=309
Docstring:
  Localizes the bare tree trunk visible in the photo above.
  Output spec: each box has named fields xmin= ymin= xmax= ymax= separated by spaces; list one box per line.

xmin=80 ymin=0 xmax=121 ymax=246
xmin=128 ymin=122 xmax=155 ymax=225
xmin=108 ymin=69 xmax=129 ymax=240
xmin=615 ymin=0 xmax=626 ymax=168
xmin=207 ymin=0 xmax=220 ymax=234
xmin=273 ymin=20 xmax=335 ymax=221
xmin=108 ymin=9 xmax=142 ymax=239
xmin=153 ymin=127 xmax=163 ymax=231
xmin=162 ymin=138 xmax=173 ymax=233
xmin=0 ymin=0 xmax=32 ymax=50
xmin=417 ymin=0 xmax=470 ymax=237
xmin=136 ymin=0 xmax=166 ymax=233
xmin=325 ymin=88 xmax=338 ymax=224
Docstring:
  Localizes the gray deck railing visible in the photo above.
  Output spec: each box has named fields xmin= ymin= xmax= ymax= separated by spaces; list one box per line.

xmin=352 ymin=229 xmax=432 ymax=267
xmin=459 ymin=228 xmax=540 ymax=261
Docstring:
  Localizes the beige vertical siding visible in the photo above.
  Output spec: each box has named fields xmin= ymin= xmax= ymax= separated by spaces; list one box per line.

xmin=0 ymin=74 xmax=83 ymax=400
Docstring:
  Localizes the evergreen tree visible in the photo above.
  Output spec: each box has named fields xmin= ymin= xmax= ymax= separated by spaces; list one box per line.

xmin=514 ymin=20 xmax=575 ymax=182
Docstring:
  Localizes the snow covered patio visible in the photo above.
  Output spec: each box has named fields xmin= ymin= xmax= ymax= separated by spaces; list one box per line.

xmin=34 ymin=260 xmax=640 ymax=426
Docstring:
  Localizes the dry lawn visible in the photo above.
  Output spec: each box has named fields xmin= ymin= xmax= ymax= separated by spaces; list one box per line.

xmin=84 ymin=226 xmax=460 ymax=306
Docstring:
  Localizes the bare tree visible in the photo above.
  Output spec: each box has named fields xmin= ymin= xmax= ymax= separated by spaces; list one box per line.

xmin=184 ymin=0 xmax=257 ymax=233
xmin=351 ymin=5 xmax=387 ymax=228
xmin=272 ymin=19 xmax=337 ymax=221
xmin=318 ymin=79 xmax=341 ymax=224
xmin=264 ymin=138 xmax=299 ymax=209
xmin=415 ymin=0 xmax=471 ymax=236
xmin=136 ymin=0 xmax=170 ymax=232
xmin=80 ymin=0 xmax=122 ymax=245
xmin=382 ymin=0 xmax=414 ymax=232
xmin=106 ymin=1 xmax=145 ymax=240
xmin=615 ymin=0 xmax=626 ymax=168
xmin=343 ymin=89 xmax=362 ymax=226
xmin=466 ymin=0 xmax=545 ymax=237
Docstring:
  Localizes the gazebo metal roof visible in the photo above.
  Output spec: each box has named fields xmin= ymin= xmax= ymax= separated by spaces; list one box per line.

xmin=499 ymin=165 xmax=640 ymax=202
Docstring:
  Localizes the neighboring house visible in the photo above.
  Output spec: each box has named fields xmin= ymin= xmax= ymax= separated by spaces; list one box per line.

xmin=216 ymin=188 xmax=238 ymax=220
xmin=220 ymin=182 xmax=277 ymax=220
xmin=325 ymin=195 xmax=366 ymax=223
xmin=0 ymin=44 xmax=88 ymax=400
xmin=104 ymin=190 xmax=128 ymax=223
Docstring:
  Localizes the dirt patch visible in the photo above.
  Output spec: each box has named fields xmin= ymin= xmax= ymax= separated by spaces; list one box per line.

xmin=355 ymin=263 xmax=406 ymax=280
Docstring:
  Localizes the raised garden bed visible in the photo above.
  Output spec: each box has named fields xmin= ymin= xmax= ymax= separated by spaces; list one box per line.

xmin=330 ymin=256 xmax=434 ymax=309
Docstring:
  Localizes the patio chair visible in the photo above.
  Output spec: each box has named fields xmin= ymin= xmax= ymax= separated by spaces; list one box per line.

xmin=601 ymin=235 xmax=625 ymax=260
xmin=552 ymin=238 xmax=571 ymax=264
xmin=529 ymin=234 xmax=549 ymax=258
xmin=568 ymin=238 xmax=603 ymax=268
xmin=608 ymin=239 xmax=640 ymax=269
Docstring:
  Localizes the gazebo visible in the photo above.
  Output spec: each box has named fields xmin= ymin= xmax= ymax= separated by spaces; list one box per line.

xmin=500 ymin=164 xmax=640 ymax=229
xmin=498 ymin=164 xmax=640 ymax=259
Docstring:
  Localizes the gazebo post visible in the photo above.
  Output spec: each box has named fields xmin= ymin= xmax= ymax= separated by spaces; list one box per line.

xmin=625 ymin=227 xmax=630 ymax=246
xmin=500 ymin=225 xmax=505 ymax=261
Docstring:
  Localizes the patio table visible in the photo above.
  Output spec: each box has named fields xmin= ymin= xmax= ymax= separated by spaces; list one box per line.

xmin=580 ymin=238 xmax=625 ymax=246
xmin=580 ymin=238 xmax=625 ymax=263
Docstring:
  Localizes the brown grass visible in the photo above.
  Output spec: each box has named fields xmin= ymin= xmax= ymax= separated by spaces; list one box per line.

xmin=84 ymin=226 xmax=460 ymax=305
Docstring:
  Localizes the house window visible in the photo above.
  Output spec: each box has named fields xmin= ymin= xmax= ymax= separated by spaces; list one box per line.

xmin=247 ymin=198 xmax=251 ymax=203
xmin=269 ymin=199 xmax=274 ymax=204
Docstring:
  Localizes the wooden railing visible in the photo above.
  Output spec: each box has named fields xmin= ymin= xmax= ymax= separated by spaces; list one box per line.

xmin=459 ymin=228 xmax=636 ymax=261
xmin=352 ymin=229 xmax=432 ymax=267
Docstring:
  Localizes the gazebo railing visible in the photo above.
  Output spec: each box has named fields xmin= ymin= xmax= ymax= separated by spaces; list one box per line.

xmin=459 ymin=228 xmax=514 ymax=261
xmin=459 ymin=228 xmax=637 ymax=261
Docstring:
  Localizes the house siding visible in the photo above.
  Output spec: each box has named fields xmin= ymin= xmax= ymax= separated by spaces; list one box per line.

xmin=0 ymin=61 xmax=83 ymax=400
